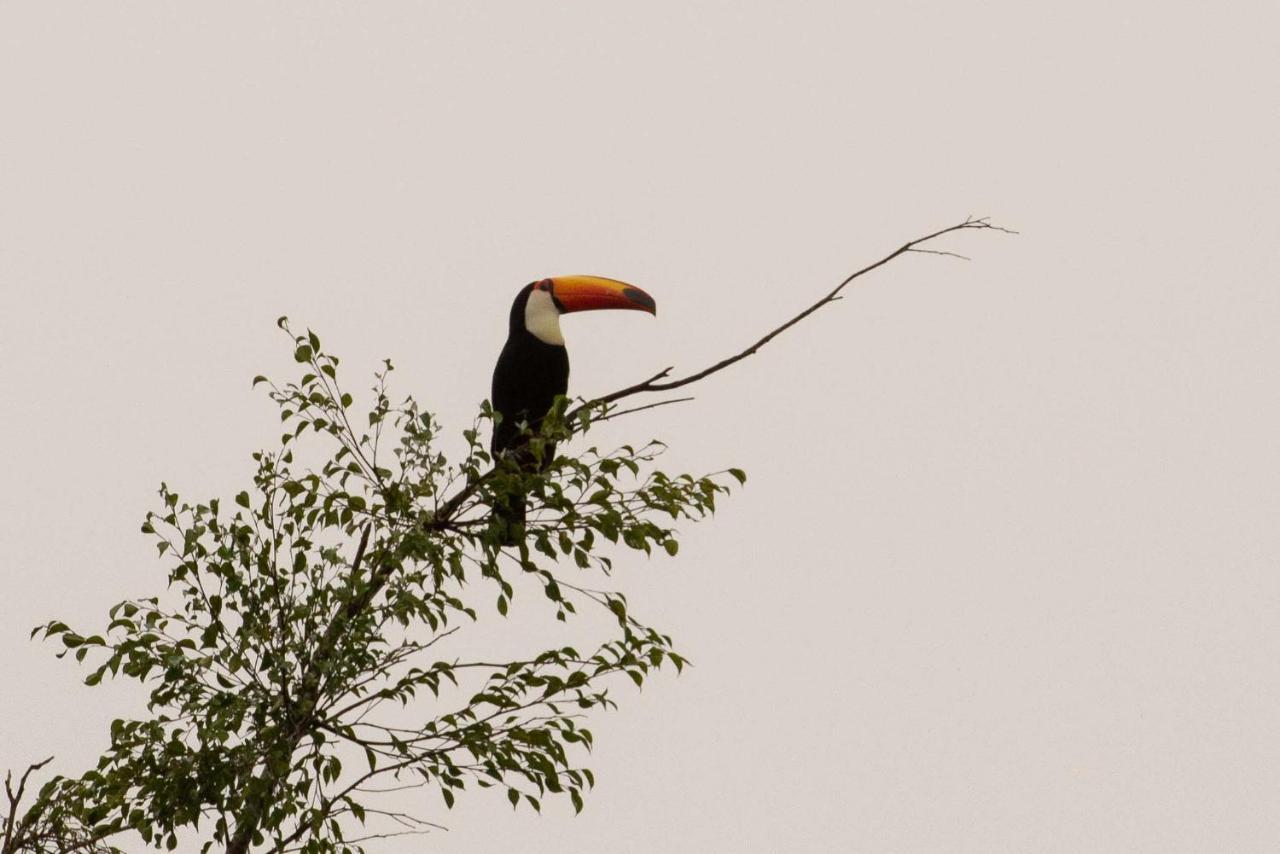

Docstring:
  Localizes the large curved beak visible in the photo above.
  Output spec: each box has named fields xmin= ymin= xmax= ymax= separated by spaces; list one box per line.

xmin=549 ymin=276 xmax=656 ymax=315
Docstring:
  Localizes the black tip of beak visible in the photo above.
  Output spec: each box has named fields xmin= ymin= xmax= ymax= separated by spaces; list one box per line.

xmin=624 ymin=287 xmax=657 ymax=314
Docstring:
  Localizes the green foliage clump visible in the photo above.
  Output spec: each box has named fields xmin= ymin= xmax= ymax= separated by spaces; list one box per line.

xmin=24 ymin=320 xmax=743 ymax=853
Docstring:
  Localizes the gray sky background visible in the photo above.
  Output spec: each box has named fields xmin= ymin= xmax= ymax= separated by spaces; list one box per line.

xmin=2 ymin=2 xmax=1278 ymax=852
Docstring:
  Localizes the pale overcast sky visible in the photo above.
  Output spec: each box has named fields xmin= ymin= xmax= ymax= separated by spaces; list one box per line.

xmin=2 ymin=3 xmax=1279 ymax=852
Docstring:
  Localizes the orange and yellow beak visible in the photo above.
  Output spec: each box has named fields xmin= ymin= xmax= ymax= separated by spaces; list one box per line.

xmin=548 ymin=275 xmax=656 ymax=315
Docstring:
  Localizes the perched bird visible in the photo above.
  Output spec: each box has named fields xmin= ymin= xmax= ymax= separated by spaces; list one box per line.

xmin=490 ymin=275 xmax=656 ymax=542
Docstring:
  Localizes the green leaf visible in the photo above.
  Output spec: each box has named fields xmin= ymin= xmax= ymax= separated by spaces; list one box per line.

xmin=294 ymin=344 xmax=313 ymax=363
xmin=728 ymin=467 xmax=747 ymax=485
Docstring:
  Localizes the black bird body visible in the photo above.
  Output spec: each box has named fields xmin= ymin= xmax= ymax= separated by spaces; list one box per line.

xmin=490 ymin=284 xmax=569 ymax=458
xmin=488 ymin=276 xmax=656 ymax=543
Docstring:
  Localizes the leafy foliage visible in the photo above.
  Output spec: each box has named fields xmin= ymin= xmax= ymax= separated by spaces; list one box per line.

xmin=20 ymin=320 xmax=741 ymax=853
xmin=2 ymin=758 xmax=114 ymax=854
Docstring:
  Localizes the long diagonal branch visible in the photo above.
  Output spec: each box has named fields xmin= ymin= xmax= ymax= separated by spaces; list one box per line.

xmin=568 ymin=216 xmax=1014 ymax=421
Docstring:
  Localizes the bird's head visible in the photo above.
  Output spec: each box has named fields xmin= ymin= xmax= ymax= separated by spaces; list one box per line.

xmin=513 ymin=275 xmax=657 ymax=345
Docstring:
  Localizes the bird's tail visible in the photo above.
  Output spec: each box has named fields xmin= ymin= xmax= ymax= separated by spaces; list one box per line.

xmin=493 ymin=492 xmax=526 ymax=547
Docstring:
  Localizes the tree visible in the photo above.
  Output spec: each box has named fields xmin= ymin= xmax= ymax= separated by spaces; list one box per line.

xmin=3 ymin=218 xmax=1010 ymax=853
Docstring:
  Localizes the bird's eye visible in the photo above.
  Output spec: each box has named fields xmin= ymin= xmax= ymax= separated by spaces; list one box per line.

xmin=538 ymin=279 xmax=552 ymax=292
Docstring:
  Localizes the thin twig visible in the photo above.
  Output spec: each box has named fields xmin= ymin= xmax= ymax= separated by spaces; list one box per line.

xmin=907 ymin=247 xmax=971 ymax=261
xmin=591 ymin=397 xmax=696 ymax=423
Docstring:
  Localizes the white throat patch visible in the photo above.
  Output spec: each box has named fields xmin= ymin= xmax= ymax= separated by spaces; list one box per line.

xmin=524 ymin=288 xmax=564 ymax=345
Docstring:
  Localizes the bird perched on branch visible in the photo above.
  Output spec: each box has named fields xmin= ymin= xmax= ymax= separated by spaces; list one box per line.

xmin=490 ymin=276 xmax=657 ymax=543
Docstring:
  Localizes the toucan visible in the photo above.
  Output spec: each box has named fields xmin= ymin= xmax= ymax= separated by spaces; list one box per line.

xmin=490 ymin=275 xmax=657 ymax=542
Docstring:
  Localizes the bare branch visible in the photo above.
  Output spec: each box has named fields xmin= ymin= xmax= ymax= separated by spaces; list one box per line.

xmin=567 ymin=216 xmax=1014 ymax=421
